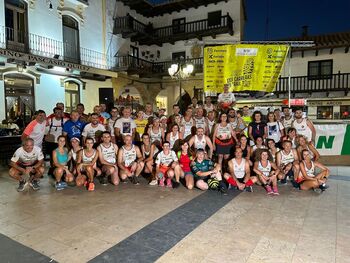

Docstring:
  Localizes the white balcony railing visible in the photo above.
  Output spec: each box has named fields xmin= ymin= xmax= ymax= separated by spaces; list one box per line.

xmin=0 ymin=26 xmax=116 ymax=71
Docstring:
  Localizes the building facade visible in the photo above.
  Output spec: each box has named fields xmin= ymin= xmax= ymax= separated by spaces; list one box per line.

xmin=0 ymin=0 xmax=119 ymax=123
xmin=235 ymin=31 xmax=350 ymax=121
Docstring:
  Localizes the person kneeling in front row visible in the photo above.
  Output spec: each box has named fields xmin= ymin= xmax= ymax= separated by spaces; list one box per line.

xmin=190 ymin=149 xmax=227 ymax=194
xmin=9 ymin=138 xmax=44 ymax=192
xmin=293 ymin=149 xmax=329 ymax=191
xmin=224 ymin=147 xmax=257 ymax=192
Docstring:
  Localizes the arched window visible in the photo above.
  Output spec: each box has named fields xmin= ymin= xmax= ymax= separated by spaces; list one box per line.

xmin=5 ymin=0 xmax=28 ymax=52
xmin=64 ymin=80 xmax=80 ymax=113
xmin=62 ymin=15 xmax=80 ymax=63
xmin=4 ymin=73 xmax=34 ymax=126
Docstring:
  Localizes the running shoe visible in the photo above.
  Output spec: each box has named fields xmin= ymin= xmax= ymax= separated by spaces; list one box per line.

xmin=279 ymin=178 xmax=287 ymax=185
xmin=319 ymin=183 xmax=329 ymax=191
xmin=244 ymin=186 xmax=253 ymax=192
xmin=30 ymin=180 xmax=40 ymax=191
xmin=17 ymin=180 xmax=27 ymax=192
xmin=159 ymin=177 xmax=165 ymax=187
xmin=172 ymin=181 xmax=180 ymax=189
xmin=273 ymin=187 xmax=280 ymax=196
xmin=219 ymin=186 xmax=228 ymax=195
xmin=100 ymin=176 xmax=108 ymax=186
xmin=55 ymin=182 xmax=66 ymax=191
xmin=266 ymin=185 xmax=273 ymax=195
xmin=149 ymin=179 xmax=158 ymax=186
xmin=88 ymin=182 xmax=95 ymax=191
xmin=132 ymin=175 xmax=140 ymax=185
xmin=60 ymin=181 xmax=68 ymax=187
xmin=166 ymin=178 xmax=172 ymax=188
xmin=121 ymin=178 xmax=128 ymax=184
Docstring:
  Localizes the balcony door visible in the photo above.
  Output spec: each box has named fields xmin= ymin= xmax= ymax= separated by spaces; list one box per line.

xmin=172 ymin=18 xmax=185 ymax=34
xmin=63 ymin=15 xmax=80 ymax=64
xmin=5 ymin=0 xmax=28 ymax=52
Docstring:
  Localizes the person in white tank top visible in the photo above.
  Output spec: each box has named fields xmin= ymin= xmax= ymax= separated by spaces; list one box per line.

xmin=117 ymin=135 xmax=144 ymax=184
xmin=204 ymin=96 xmax=216 ymax=113
xmin=180 ymin=108 xmax=196 ymax=139
xmin=276 ymin=140 xmax=300 ymax=184
xmin=97 ymin=131 xmax=119 ymax=186
xmin=253 ymin=149 xmax=282 ymax=195
xmin=292 ymin=109 xmax=316 ymax=143
xmin=224 ymin=148 xmax=257 ymax=191
xmin=188 ymin=127 xmax=214 ymax=158
xmin=295 ymin=149 xmax=330 ymax=191
xmin=166 ymin=124 xmax=183 ymax=150
xmin=148 ymin=118 xmax=164 ymax=144
xmin=194 ymin=107 xmax=209 ymax=134
xmin=76 ymin=137 xmax=101 ymax=191
xmin=296 ymin=135 xmax=320 ymax=161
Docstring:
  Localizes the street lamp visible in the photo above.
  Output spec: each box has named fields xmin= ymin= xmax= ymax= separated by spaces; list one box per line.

xmin=168 ymin=63 xmax=194 ymax=105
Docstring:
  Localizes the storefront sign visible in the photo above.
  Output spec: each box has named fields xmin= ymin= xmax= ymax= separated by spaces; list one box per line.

xmin=0 ymin=48 xmax=118 ymax=78
xmin=308 ymin=100 xmax=350 ymax=106
xmin=315 ymin=124 xmax=350 ymax=155
xmin=282 ymin=98 xmax=307 ymax=106
xmin=204 ymin=44 xmax=289 ymax=93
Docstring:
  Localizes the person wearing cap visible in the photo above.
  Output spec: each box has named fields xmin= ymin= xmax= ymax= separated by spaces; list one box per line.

xmin=155 ymin=141 xmax=179 ymax=187
xmin=217 ymin=84 xmax=236 ymax=112
xmin=160 ymin=115 xmax=168 ymax=133
xmin=69 ymin=137 xmax=82 ymax=177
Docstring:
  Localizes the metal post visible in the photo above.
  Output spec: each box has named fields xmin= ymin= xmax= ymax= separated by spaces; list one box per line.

xmin=288 ymin=45 xmax=292 ymax=108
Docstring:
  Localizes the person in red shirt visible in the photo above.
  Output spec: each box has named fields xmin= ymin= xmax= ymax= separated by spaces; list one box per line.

xmin=174 ymin=140 xmax=194 ymax=189
xmin=47 ymin=102 xmax=70 ymax=119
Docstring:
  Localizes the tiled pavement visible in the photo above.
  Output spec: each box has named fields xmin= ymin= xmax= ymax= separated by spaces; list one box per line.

xmin=0 ymin=169 xmax=349 ymax=263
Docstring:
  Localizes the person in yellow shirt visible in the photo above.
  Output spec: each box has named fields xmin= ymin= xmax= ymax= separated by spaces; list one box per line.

xmin=134 ymin=110 xmax=148 ymax=144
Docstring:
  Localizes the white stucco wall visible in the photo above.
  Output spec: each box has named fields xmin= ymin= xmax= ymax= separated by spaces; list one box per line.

xmin=281 ymin=48 xmax=350 ymax=77
xmin=113 ymin=0 xmax=242 ymax=61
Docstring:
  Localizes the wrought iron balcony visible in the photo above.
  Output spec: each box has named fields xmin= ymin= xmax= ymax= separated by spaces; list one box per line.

xmin=114 ymin=14 xmax=233 ymax=45
xmin=0 ymin=26 xmax=116 ymax=71
xmin=115 ymin=55 xmax=203 ymax=77
xmin=276 ymin=73 xmax=350 ymax=95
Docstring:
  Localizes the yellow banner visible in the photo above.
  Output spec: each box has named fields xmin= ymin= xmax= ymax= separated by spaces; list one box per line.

xmin=204 ymin=44 xmax=289 ymax=93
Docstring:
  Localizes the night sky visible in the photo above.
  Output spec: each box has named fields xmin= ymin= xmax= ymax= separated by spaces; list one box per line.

xmin=244 ymin=0 xmax=350 ymax=40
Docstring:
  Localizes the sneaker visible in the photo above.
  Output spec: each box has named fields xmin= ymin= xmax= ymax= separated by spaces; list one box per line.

xmin=266 ymin=185 xmax=273 ymax=195
xmin=319 ymin=183 xmax=329 ymax=191
xmin=172 ymin=181 xmax=180 ymax=189
xmin=166 ymin=178 xmax=172 ymax=188
xmin=244 ymin=186 xmax=253 ymax=192
xmin=273 ymin=187 xmax=280 ymax=196
xmin=88 ymin=182 xmax=95 ymax=191
xmin=280 ymin=178 xmax=287 ymax=185
xmin=30 ymin=180 xmax=40 ymax=191
xmin=17 ymin=180 xmax=27 ymax=192
xmin=55 ymin=182 xmax=65 ymax=191
xmin=132 ymin=175 xmax=140 ymax=185
xmin=159 ymin=177 xmax=165 ymax=187
xmin=121 ymin=178 xmax=128 ymax=184
xmin=149 ymin=179 xmax=158 ymax=186
xmin=60 ymin=181 xmax=68 ymax=187
xmin=219 ymin=186 xmax=228 ymax=195
xmin=100 ymin=176 xmax=108 ymax=186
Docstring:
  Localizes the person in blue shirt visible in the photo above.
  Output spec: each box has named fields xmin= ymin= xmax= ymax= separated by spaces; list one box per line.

xmin=63 ymin=111 xmax=85 ymax=141
xmin=190 ymin=148 xmax=227 ymax=194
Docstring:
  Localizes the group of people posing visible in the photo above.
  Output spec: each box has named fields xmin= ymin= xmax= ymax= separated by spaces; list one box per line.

xmin=9 ymin=85 xmax=330 ymax=194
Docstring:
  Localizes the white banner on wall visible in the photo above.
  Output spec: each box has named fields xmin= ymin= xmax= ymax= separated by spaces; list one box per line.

xmin=314 ymin=124 xmax=347 ymax=156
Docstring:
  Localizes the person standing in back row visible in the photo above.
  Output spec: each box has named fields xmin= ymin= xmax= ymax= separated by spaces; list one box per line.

xmin=292 ymin=108 xmax=316 ymax=143
xmin=217 ymin=84 xmax=236 ymax=112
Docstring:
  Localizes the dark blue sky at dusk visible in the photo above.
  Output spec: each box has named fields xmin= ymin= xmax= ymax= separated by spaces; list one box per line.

xmin=244 ymin=0 xmax=350 ymax=40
